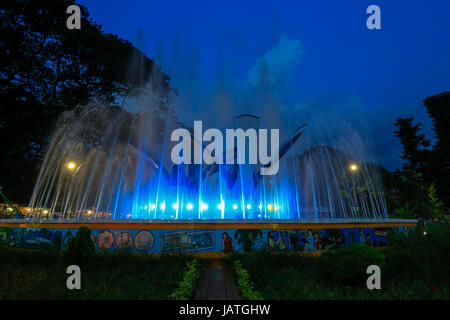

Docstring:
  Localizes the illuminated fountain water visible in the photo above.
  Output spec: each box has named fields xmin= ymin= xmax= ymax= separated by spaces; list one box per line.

xmin=27 ymin=92 xmax=388 ymax=221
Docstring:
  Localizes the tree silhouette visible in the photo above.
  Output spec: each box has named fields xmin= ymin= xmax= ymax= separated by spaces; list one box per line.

xmin=0 ymin=0 xmax=172 ymax=202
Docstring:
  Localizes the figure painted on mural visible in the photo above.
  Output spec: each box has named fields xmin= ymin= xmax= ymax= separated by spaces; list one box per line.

xmin=303 ymin=241 xmax=310 ymax=252
xmin=267 ymin=231 xmax=284 ymax=252
xmin=365 ymin=233 xmax=372 ymax=246
xmin=306 ymin=229 xmax=314 ymax=251
xmin=222 ymin=232 xmax=234 ymax=252
xmin=313 ymin=232 xmax=324 ymax=251
xmin=359 ymin=229 xmax=366 ymax=243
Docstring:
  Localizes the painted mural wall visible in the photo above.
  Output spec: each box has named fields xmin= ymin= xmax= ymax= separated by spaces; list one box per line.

xmin=0 ymin=226 xmax=414 ymax=253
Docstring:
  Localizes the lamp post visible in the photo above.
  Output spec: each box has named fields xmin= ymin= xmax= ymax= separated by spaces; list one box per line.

xmin=349 ymin=163 xmax=359 ymax=217
xmin=62 ymin=159 xmax=86 ymax=219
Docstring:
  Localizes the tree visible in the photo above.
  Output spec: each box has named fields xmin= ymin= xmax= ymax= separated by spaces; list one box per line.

xmin=423 ymin=92 xmax=450 ymax=207
xmin=0 ymin=0 xmax=172 ymax=202
xmin=392 ymin=92 xmax=450 ymax=217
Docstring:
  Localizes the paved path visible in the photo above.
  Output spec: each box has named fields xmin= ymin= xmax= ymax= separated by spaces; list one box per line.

xmin=195 ymin=260 xmax=242 ymax=300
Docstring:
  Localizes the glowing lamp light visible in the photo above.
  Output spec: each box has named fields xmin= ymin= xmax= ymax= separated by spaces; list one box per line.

xmin=267 ymin=204 xmax=273 ymax=212
xmin=258 ymin=204 xmax=263 ymax=210
xmin=200 ymin=202 xmax=208 ymax=210
xmin=144 ymin=205 xmax=148 ymax=210
xmin=232 ymin=204 xmax=238 ymax=210
xmin=172 ymin=203 xmax=179 ymax=210
xmin=217 ymin=203 xmax=224 ymax=210
xmin=87 ymin=210 xmax=92 ymax=214
xmin=246 ymin=204 xmax=251 ymax=210
xmin=150 ymin=204 xmax=156 ymax=210
xmin=186 ymin=203 xmax=194 ymax=210
xmin=159 ymin=203 xmax=166 ymax=211
xmin=43 ymin=210 xmax=49 ymax=214
xmin=349 ymin=163 xmax=359 ymax=172
xmin=67 ymin=162 xmax=77 ymax=170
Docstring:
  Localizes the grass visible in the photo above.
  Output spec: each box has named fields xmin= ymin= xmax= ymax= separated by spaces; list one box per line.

xmin=0 ymin=246 xmax=196 ymax=299
xmin=225 ymin=223 xmax=450 ymax=300
xmin=227 ymin=252 xmax=449 ymax=299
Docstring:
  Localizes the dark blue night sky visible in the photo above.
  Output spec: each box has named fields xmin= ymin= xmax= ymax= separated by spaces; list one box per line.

xmin=78 ymin=0 xmax=450 ymax=170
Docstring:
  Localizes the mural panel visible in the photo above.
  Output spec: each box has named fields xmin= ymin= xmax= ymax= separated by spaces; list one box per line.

xmin=134 ymin=230 xmax=154 ymax=251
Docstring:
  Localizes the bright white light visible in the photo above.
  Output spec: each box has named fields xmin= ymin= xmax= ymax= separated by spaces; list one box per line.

xmin=232 ymin=204 xmax=238 ymax=210
xmin=67 ymin=162 xmax=76 ymax=170
xmin=160 ymin=202 xmax=166 ymax=211
xmin=144 ymin=205 xmax=148 ymax=210
xmin=267 ymin=204 xmax=273 ymax=212
xmin=258 ymin=204 xmax=262 ymax=210
xmin=87 ymin=210 xmax=92 ymax=214
xmin=200 ymin=202 xmax=208 ymax=210
xmin=246 ymin=204 xmax=251 ymax=210
xmin=172 ymin=203 xmax=178 ymax=210
xmin=217 ymin=202 xmax=224 ymax=210
xmin=43 ymin=210 xmax=49 ymax=214
xmin=150 ymin=204 xmax=156 ymax=210
xmin=186 ymin=203 xmax=194 ymax=210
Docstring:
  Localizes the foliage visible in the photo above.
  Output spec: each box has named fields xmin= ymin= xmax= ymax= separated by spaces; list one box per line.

xmin=227 ymin=233 xmax=449 ymax=299
xmin=317 ymin=244 xmax=386 ymax=286
xmin=62 ymin=227 xmax=95 ymax=266
xmin=0 ymin=0 xmax=172 ymax=203
xmin=391 ymin=203 xmax=415 ymax=219
xmin=168 ymin=259 xmax=202 ymax=300
xmin=385 ymin=223 xmax=450 ymax=286
xmin=388 ymin=92 xmax=450 ymax=217
xmin=422 ymin=183 xmax=446 ymax=218
xmin=0 ymin=247 xmax=192 ymax=299
xmin=233 ymin=260 xmax=264 ymax=300
xmin=234 ymin=229 xmax=263 ymax=252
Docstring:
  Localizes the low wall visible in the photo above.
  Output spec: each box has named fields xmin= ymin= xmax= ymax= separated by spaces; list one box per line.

xmin=0 ymin=219 xmax=417 ymax=256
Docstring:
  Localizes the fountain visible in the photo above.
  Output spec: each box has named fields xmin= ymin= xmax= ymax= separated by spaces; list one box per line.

xmin=0 ymin=86 xmax=416 ymax=254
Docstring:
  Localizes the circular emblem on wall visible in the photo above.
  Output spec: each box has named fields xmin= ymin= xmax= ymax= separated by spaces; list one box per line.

xmin=134 ymin=230 xmax=154 ymax=251
xmin=117 ymin=232 xmax=133 ymax=250
xmin=97 ymin=230 xmax=114 ymax=250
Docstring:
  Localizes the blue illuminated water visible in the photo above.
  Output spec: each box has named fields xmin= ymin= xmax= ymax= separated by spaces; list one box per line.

xmin=28 ymin=101 xmax=388 ymax=221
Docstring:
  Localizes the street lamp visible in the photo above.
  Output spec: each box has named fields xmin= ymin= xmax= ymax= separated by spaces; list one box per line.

xmin=67 ymin=161 xmax=77 ymax=170
xmin=348 ymin=163 xmax=359 ymax=217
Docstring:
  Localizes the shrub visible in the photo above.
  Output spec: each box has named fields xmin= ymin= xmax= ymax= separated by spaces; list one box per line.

xmin=63 ymin=227 xmax=95 ymax=267
xmin=317 ymin=244 xmax=385 ymax=286
xmin=385 ymin=223 xmax=450 ymax=285
xmin=234 ymin=260 xmax=264 ymax=300
xmin=169 ymin=259 xmax=202 ymax=300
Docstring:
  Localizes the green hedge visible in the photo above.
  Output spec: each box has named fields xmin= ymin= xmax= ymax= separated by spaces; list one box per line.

xmin=233 ymin=260 xmax=264 ymax=300
xmin=317 ymin=244 xmax=386 ymax=286
xmin=169 ymin=259 xmax=202 ymax=299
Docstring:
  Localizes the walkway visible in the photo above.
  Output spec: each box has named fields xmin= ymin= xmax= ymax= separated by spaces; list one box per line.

xmin=195 ymin=260 xmax=241 ymax=300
